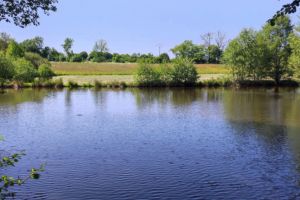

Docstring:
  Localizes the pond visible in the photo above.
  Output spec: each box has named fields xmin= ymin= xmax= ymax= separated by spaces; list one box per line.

xmin=0 ymin=88 xmax=300 ymax=199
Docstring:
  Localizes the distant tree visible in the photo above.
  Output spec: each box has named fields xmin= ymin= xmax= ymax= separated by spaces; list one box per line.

xmin=0 ymin=0 xmax=58 ymax=28
xmin=20 ymin=37 xmax=44 ymax=54
xmin=0 ymin=32 xmax=13 ymax=51
xmin=0 ymin=54 xmax=15 ymax=81
xmin=215 ymin=31 xmax=227 ymax=51
xmin=93 ymin=39 xmax=109 ymax=53
xmin=201 ymin=32 xmax=214 ymax=62
xmin=62 ymin=38 xmax=74 ymax=59
xmin=171 ymin=40 xmax=206 ymax=63
xmin=156 ymin=53 xmax=170 ymax=63
xmin=207 ymin=45 xmax=222 ymax=64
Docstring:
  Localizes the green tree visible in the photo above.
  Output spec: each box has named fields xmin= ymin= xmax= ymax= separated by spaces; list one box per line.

xmin=258 ymin=16 xmax=293 ymax=84
xmin=62 ymin=38 xmax=74 ymax=59
xmin=223 ymin=28 xmax=262 ymax=80
xmin=0 ymin=0 xmax=57 ymax=27
xmin=0 ymin=54 xmax=15 ymax=82
xmin=288 ymin=33 xmax=300 ymax=77
xmin=0 ymin=32 xmax=13 ymax=51
xmin=171 ymin=40 xmax=206 ymax=63
xmin=13 ymin=59 xmax=38 ymax=82
xmin=20 ymin=37 xmax=44 ymax=55
xmin=6 ymin=41 xmax=24 ymax=58
xmin=156 ymin=53 xmax=170 ymax=63
xmin=271 ymin=0 xmax=300 ymax=24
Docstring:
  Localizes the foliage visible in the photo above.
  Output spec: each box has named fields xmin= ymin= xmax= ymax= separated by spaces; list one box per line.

xmin=70 ymin=52 xmax=88 ymax=62
xmin=0 ymin=0 xmax=57 ymax=27
xmin=0 ymin=54 xmax=15 ymax=81
xmin=6 ymin=41 xmax=24 ymax=58
xmin=24 ymin=52 xmax=50 ymax=69
xmin=170 ymin=58 xmax=198 ymax=86
xmin=62 ymin=38 xmax=74 ymax=59
xmin=289 ymin=33 xmax=300 ymax=78
xmin=223 ymin=28 xmax=263 ymax=80
xmin=89 ymin=51 xmax=112 ymax=62
xmin=171 ymin=40 xmax=206 ymax=63
xmin=135 ymin=62 xmax=161 ymax=86
xmin=0 ymin=136 xmax=44 ymax=199
xmin=0 ymin=33 xmax=13 ymax=51
xmin=258 ymin=16 xmax=293 ymax=83
xmin=270 ymin=0 xmax=300 ymax=24
xmin=38 ymin=64 xmax=55 ymax=79
xmin=93 ymin=39 xmax=109 ymax=53
xmin=156 ymin=53 xmax=170 ymax=63
xmin=20 ymin=37 xmax=44 ymax=55
xmin=13 ymin=59 xmax=38 ymax=82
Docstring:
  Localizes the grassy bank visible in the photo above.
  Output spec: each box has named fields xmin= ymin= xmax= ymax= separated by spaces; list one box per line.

xmin=1 ymin=78 xmax=299 ymax=89
xmin=51 ymin=62 xmax=229 ymax=75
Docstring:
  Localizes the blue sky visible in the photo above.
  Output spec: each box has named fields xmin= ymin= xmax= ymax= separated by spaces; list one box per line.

xmin=0 ymin=0 xmax=297 ymax=55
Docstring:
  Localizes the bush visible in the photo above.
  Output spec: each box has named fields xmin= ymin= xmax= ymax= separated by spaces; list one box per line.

xmin=13 ymin=59 xmax=38 ymax=82
xmin=38 ymin=64 xmax=55 ymax=79
xmin=24 ymin=52 xmax=50 ymax=69
xmin=135 ymin=63 xmax=161 ymax=86
xmin=0 ymin=54 xmax=15 ymax=81
xmin=170 ymin=59 xmax=198 ymax=86
xmin=6 ymin=41 xmax=24 ymax=58
xmin=157 ymin=64 xmax=173 ymax=86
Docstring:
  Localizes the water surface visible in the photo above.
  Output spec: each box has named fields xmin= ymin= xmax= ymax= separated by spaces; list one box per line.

xmin=0 ymin=88 xmax=300 ymax=199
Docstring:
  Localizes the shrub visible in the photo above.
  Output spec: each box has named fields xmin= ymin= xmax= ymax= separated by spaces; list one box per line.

xmin=38 ymin=64 xmax=55 ymax=79
xmin=157 ymin=64 xmax=173 ymax=86
xmin=94 ymin=80 xmax=102 ymax=88
xmin=24 ymin=52 xmax=50 ymax=69
xmin=13 ymin=59 xmax=38 ymax=82
xmin=0 ymin=54 xmax=15 ymax=81
xmin=170 ymin=59 xmax=198 ymax=86
xmin=67 ymin=80 xmax=79 ymax=88
xmin=135 ymin=63 xmax=161 ymax=86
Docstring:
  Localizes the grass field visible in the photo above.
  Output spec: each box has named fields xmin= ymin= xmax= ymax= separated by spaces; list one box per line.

xmin=51 ymin=62 xmax=229 ymax=75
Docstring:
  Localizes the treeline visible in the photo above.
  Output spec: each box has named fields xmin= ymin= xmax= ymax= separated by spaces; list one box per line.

xmin=223 ymin=16 xmax=300 ymax=84
xmin=0 ymin=31 xmax=227 ymax=65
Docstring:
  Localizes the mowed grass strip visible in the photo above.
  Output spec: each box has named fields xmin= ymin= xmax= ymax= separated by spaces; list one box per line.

xmin=51 ymin=62 xmax=230 ymax=75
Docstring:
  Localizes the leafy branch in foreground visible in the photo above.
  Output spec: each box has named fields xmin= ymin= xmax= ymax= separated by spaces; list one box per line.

xmin=270 ymin=0 xmax=300 ymax=24
xmin=0 ymin=136 xmax=45 ymax=199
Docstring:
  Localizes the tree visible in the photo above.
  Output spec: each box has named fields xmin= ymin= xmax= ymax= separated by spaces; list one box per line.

xmin=201 ymin=32 xmax=214 ymax=62
xmin=62 ymin=38 xmax=74 ymax=59
xmin=223 ymin=29 xmax=263 ymax=80
xmin=0 ymin=32 xmax=13 ymax=51
xmin=156 ymin=53 xmax=170 ymax=63
xmin=20 ymin=37 xmax=44 ymax=55
xmin=6 ymin=41 xmax=24 ymax=58
xmin=215 ymin=31 xmax=227 ymax=51
xmin=258 ymin=15 xmax=293 ymax=84
xmin=288 ymin=33 xmax=300 ymax=77
xmin=0 ymin=0 xmax=58 ymax=28
xmin=171 ymin=40 xmax=206 ymax=63
xmin=93 ymin=39 xmax=109 ymax=53
xmin=207 ymin=45 xmax=222 ymax=64
xmin=0 ymin=54 xmax=15 ymax=81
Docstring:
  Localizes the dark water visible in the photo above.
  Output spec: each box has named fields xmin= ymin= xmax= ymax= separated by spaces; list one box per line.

xmin=0 ymin=88 xmax=300 ymax=199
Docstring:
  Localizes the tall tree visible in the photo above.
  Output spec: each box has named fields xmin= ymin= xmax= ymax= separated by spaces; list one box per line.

xmin=258 ymin=15 xmax=294 ymax=84
xmin=215 ymin=31 xmax=227 ymax=51
xmin=93 ymin=39 xmax=109 ymax=53
xmin=62 ymin=38 xmax=74 ymax=58
xmin=201 ymin=32 xmax=214 ymax=63
xmin=0 ymin=0 xmax=58 ymax=28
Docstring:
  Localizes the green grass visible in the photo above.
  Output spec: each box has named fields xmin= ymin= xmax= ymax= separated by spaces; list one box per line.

xmin=51 ymin=62 xmax=229 ymax=75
